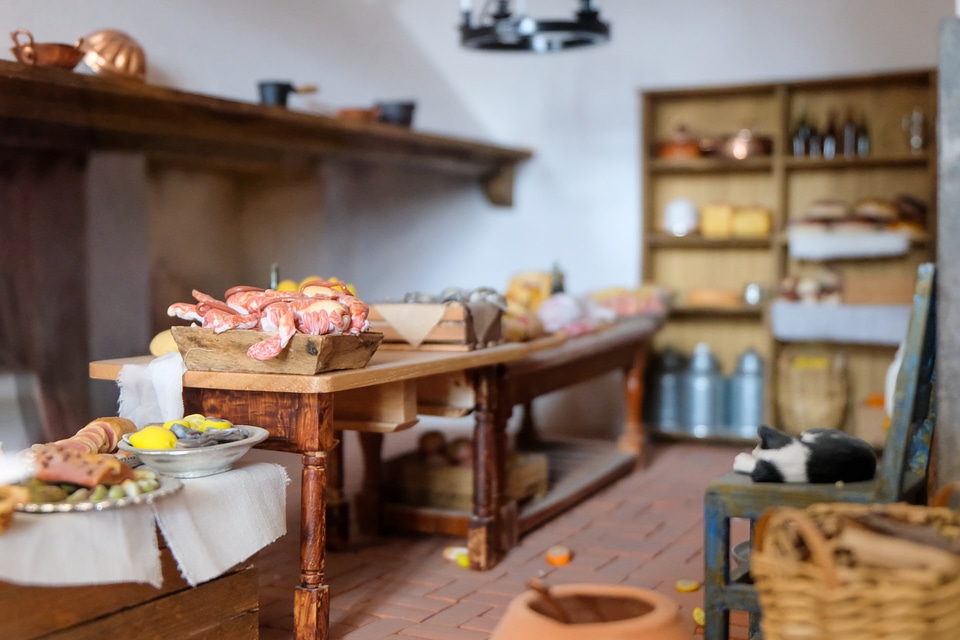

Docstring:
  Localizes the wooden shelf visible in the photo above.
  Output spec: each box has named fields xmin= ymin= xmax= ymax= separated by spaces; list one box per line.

xmin=0 ymin=61 xmax=532 ymax=206
xmin=647 ymin=234 xmax=772 ymax=249
xmin=784 ymin=153 xmax=929 ymax=170
xmin=669 ymin=305 xmax=764 ymax=319
xmin=648 ymin=157 xmax=772 ymax=174
xmin=380 ymin=438 xmax=637 ymax=537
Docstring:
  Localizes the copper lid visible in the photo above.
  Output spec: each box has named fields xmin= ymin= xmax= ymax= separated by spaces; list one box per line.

xmin=78 ymin=29 xmax=146 ymax=82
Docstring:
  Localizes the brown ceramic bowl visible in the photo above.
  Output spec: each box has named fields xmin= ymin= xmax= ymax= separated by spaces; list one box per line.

xmin=10 ymin=29 xmax=83 ymax=70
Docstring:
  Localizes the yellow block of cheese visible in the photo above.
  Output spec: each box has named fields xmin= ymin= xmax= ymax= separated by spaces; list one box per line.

xmin=700 ymin=204 xmax=734 ymax=239
xmin=731 ymin=207 xmax=772 ymax=238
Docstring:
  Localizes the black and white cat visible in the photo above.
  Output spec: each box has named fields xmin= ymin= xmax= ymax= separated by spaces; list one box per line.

xmin=733 ymin=425 xmax=877 ymax=483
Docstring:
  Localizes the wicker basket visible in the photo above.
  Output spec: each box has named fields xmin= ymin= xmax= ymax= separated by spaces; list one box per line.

xmin=776 ymin=347 xmax=849 ymax=434
xmin=752 ymin=497 xmax=960 ymax=640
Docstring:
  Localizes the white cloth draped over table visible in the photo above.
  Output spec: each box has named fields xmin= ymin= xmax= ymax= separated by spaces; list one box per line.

xmin=0 ymin=461 xmax=289 ymax=588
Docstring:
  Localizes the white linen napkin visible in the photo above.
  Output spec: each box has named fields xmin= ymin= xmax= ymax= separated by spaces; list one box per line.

xmin=0 ymin=505 xmax=162 ymax=587
xmin=117 ymin=351 xmax=187 ymax=427
xmin=153 ymin=461 xmax=289 ymax=586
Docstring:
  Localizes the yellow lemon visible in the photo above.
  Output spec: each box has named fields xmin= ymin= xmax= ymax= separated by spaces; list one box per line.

xmin=183 ymin=414 xmax=206 ymax=430
xmin=162 ymin=419 xmax=190 ymax=430
xmin=692 ymin=607 xmax=705 ymax=626
xmin=201 ymin=418 xmax=233 ymax=430
xmin=675 ymin=579 xmax=700 ymax=593
xmin=276 ymin=279 xmax=299 ymax=292
xmin=299 ymin=275 xmax=324 ymax=289
xmin=129 ymin=426 xmax=178 ymax=450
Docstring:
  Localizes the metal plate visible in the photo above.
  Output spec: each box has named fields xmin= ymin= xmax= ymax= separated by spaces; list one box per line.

xmin=15 ymin=476 xmax=183 ymax=514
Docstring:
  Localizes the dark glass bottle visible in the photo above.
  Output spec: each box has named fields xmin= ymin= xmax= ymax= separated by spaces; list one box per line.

xmin=842 ymin=110 xmax=857 ymax=158
xmin=808 ymin=122 xmax=822 ymax=159
xmin=822 ymin=112 xmax=837 ymax=160
xmin=792 ymin=115 xmax=811 ymax=157
xmin=856 ymin=116 xmax=870 ymax=157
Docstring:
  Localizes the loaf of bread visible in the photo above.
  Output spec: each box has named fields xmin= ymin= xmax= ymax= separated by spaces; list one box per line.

xmin=853 ymin=198 xmax=897 ymax=221
xmin=0 ymin=485 xmax=29 ymax=534
xmin=806 ymin=199 xmax=851 ymax=219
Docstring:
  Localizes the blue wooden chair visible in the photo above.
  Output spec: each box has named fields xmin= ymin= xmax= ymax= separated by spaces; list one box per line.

xmin=702 ymin=262 xmax=937 ymax=640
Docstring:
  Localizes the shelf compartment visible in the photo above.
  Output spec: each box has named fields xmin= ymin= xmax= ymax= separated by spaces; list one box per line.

xmin=647 ymin=233 xmax=772 ymax=249
xmin=648 ymin=157 xmax=773 ymax=174
xmin=770 ymin=300 xmax=910 ymax=346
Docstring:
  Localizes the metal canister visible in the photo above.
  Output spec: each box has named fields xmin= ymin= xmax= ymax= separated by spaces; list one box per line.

xmin=728 ymin=347 xmax=765 ymax=440
xmin=680 ymin=342 xmax=726 ymax=438
xmin=644 ymin=347 xmax=688 ymax=434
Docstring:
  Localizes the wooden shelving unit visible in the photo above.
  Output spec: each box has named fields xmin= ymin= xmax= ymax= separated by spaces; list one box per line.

xmin=639 ymin=70 xmax=937 ymax=442
xmin=0 ymin=61 xmax=532 ymax=206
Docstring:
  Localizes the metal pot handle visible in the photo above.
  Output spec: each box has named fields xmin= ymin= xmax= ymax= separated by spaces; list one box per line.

xmin=10 ymin=29 xmax=36 ymax=65
xmin=11 ymin=29 xmax=34 ymax=48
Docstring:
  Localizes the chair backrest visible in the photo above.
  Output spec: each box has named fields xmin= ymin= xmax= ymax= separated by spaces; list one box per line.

xmin=873 ymin=262 xmax=936 ymax=503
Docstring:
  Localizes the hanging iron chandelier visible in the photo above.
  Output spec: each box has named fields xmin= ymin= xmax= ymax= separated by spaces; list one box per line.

xmin=459 ymin=0 xmax=610 ymax=52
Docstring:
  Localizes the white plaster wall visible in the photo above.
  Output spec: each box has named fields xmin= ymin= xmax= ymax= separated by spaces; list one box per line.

xmin=5 ymin=0 xmax=951 ymax=297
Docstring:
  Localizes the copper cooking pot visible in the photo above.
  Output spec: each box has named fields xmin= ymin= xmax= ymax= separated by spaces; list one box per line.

xmin=716 ymin=129 xmax=773 ymax=160
xmin=10 ymin=29 xmax=83 ymax=70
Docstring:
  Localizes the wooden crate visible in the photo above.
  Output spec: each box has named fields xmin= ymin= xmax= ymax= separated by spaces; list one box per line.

xmin=383 ymin=451 xmax=548 ymax=511
xmin=0 ymin=545 xmax=258 ymax=640
xmin=368 ymin=302 xmax=503 ymax=351
xmin=171 ymin=325 xmax=382 ymax=374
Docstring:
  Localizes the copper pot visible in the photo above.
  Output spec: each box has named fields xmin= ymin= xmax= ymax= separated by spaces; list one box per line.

xmin=10 ymin=30 xmax=83 ymax=70
xmin=717 ymin=129 xmax=773 ymax=160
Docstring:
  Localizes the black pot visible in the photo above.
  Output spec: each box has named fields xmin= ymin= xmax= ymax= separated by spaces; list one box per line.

xmin=375 ymin=101 xmax=416 ymax=127
xmin=258 ymin=81 xmax=296 ymax=107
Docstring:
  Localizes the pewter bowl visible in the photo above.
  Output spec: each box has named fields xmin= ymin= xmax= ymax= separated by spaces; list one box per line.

xmin=118 ymin=426 xmax=269 ymax=478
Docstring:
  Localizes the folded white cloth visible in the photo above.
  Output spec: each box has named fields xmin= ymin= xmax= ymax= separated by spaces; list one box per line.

xmin=154 ymin=461 xmax=290 ymax=586
xmin=0 ymin=462 xmax=289 ymax=589
xmin=117 ymin=351 xmax=186 ymax=428
xmin=0 ymin=505 xmax=162 ymax=587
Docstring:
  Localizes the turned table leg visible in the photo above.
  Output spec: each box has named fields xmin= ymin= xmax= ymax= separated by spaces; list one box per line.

xmin=469 ymin=365 xmax=512 ymax=570
xmin=295 ymin=451 xmax=330 ymax=640
xmin=618 ymin=340 xmax=650 ymax=456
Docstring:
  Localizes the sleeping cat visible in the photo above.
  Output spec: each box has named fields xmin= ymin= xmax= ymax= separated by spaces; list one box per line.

xmin=733 ymin=425 xmax=877 ymax=483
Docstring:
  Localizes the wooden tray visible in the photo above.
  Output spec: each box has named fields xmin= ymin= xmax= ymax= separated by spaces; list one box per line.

xmin=170 ymin=326 xmax=383 ymax=375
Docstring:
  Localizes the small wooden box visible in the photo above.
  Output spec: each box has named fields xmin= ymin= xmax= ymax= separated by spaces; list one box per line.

xmin=171 ymin=325 xmax=383 ymax=374
xmin=384 ymin=451 xmax=548 ymax=511
xmin=368 ymin=302 xmax=503 ymax=351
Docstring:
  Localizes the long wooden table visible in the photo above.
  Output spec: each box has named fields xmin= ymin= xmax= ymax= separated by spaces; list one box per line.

xmin=88 ymin=318 xmax=660 ymax=640
xmin=90 ymin=337 xmax=559 ymax=640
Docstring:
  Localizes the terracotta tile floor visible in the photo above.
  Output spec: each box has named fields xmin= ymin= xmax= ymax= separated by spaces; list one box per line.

xmin=252 ymin=441 xmax=752 ymax=640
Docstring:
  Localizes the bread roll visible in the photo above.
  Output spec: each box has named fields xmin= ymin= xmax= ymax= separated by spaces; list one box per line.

xmin=852 ymin=198 xmax=897 ymax=221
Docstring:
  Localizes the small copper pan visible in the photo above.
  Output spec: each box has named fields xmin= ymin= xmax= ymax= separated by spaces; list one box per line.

xmin=10 ymin=29 xmax=83 ymax=70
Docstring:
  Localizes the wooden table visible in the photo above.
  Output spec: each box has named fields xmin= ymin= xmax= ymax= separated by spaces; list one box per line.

xmin=376 ymin=317 xmax=662 ymax=568
xmin=89 ymin=337 xmax=559 ymax=640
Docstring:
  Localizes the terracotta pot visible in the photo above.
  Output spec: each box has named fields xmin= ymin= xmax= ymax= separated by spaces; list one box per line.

xmin=489 ymin=583 xmax=690 ymax=640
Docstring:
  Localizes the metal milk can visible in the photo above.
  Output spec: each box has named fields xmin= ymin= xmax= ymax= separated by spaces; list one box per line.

xmin=681 ymin=342 xmax=726 ymax=438
xmin=644 ymin=347 xmax=688 ymax=434
xmin=728 ymin=347 xmax=765 ymax=440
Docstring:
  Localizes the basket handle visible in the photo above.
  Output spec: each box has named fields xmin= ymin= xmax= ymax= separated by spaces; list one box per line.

xmin=754 ymin=507 xmax=838 ymax=588
xmin=933 ymin=479 xmax=960 ymax=508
